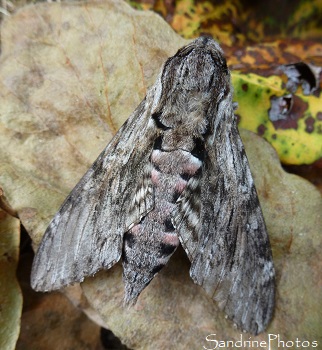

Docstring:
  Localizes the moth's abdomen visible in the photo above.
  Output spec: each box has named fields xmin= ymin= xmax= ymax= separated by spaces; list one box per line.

xmin=122 ymin=142 xmax=203 ymax=304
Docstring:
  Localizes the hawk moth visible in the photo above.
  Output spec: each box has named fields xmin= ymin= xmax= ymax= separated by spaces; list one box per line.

xmin=31 ymin=37 xmax=275 ymax=335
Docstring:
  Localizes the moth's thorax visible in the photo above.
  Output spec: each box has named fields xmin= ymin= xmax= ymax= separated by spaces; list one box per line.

xmin=160 ymin=128 xmax=201 ymax=152
xmin=161 ymin=96 xmax=210 ymax=130
xmin=152 ymin=107 xmax=208 ymax=152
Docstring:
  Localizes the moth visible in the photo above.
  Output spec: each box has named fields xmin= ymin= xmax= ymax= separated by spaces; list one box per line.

xmin=31 ymin=37 xmax=275 ymax=335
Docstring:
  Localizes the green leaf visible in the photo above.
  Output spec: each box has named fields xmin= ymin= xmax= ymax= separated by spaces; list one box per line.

xmin=0 ymin=209 xmax=22 ymax=350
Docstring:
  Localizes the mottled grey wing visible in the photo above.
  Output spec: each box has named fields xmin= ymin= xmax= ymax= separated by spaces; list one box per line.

xmin=31 ymin=96 xmax=158 ymax=292
xmin=173 ymin=114 xmax=275 ymax=335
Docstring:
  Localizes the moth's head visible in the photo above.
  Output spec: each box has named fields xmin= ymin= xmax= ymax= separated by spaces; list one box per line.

xmin=153 ymin=37 xmax=232 ymax=136
xmin=164 ymin=37 xmax=230 ymax=96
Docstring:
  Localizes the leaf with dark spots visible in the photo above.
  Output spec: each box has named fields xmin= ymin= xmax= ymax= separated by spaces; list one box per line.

xmin=269 ymin=95 xmax=308 ymax=130
xmin=280 ymin=62 xmax=321 ymax=95
xmin=257 ymin=124 xmax=267 ymax=136
xmin=268 ymin=94 xmax=293 ymax=122
xmin=305 ymin=116 xmax=315 ymax=133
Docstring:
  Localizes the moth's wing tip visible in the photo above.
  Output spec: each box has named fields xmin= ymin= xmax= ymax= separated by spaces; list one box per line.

xmin=222 ymin=308 xmax=265 ymax=335
xmin=30 ymin=273 xmax=60 ymax=292
xmin=189 ymin=250 xmax=275 ymax=334
xmin=209 ymin=275 xmax=275 ymax=335
xmin=30 ymin=261 xmax=75 ymax=292
xmin=30 ymin=274 xmax=77 ymax=292
xmin=30 ymin=278 xmax=54 ymax=292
